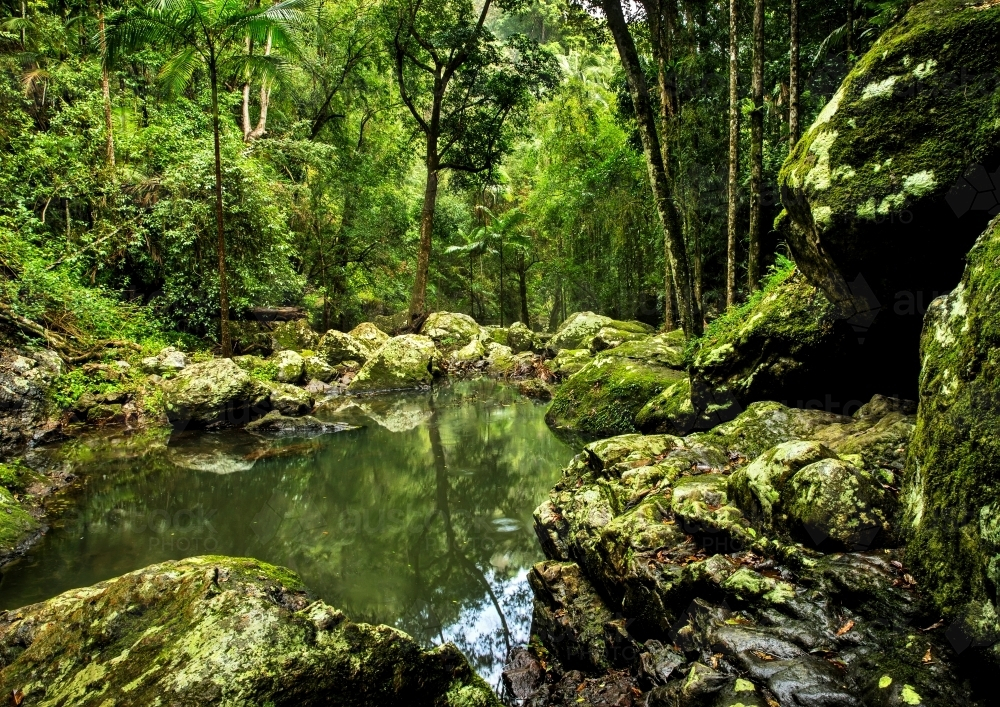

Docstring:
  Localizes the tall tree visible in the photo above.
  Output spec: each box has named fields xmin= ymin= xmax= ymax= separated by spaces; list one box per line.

xmin=726 ymin=0 xmax=739 ymax=307
xmin=98 ymin=1 xmax=115 ymax=167
xmin=389 ymin=0 xmax=556 ymax=323
xmin=105 ymin=0 xmax=300 ymax=356
xmin=599 ymin=0 xmax=702 ymax=337
xmin=788 ymin=0 xmax=799 ymax=149
xmin=747 ymin=0 xmax=764 ymax=292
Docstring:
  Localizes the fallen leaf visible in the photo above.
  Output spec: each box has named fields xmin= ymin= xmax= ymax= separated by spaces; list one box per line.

xmin=752 ymin=649 xmax=776 ymax=661
xmin=922 ymin=648 xmax=933 ymax=664
xmin=836 ymin=620 xmax=856 ymax=636
xmin=12 ymin=689 xmax=24 ymax=706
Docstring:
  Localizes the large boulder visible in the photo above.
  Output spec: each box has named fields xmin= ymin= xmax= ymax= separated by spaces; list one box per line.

xmin=547 ymin=312 xmax=653 ymax=354
xmin=0 ymin=556 xmax=498 ymax=705
xmin=272 ymin=349 xmax=305 ymax=384
xmin=270 ymin=319 xmax=319 ymax=352
xmin=506 ymin=322 xmax=537 ymax=354
xmin=160 ymin=358 xmax=269 ymax=427
xmin=0 ymin=349 xmax=62 ymax=455
xmin=348 ymin=322 xmax=390 ymax=352
xmin=347 ymin=335 xmax=441 ymax=393
xmin=904 ymin=215 xmax=1000 ymax=655
xmin=516 ymin=400 xmax=972 ymax=705
xmin=420 ymin=311 xmax=483 ymax=348
xmin=546 ymin=352 xmax=686 ymax=438
xmin=778 ymin=0 xmax=1000 ymax=395
xmin=316 ymin=330 xmax=371 ymax=367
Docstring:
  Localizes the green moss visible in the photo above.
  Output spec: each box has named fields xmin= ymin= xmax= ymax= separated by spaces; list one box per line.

xmin=904 ymin=216 xmax=1000 ymax=645
xmin=0 ymin=486 xmax=39 ymax=555
xmin=546 ymin=355 xmax=686 ymax=437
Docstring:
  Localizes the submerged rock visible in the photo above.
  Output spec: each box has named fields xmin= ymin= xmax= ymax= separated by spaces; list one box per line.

xmin=0 ymin=556 xmax=499 ymax=706
xmin=904 ymin=215 xmax=1000 ymax=656
xmin=160 ymin=359 xmax=269 ymax=428
xmin=420 ymin=311 xmax=484 ymax=348
xmin=347 ymin=335 xmax=441 ymax=393
xmin=245 ymin=410 xmax=350 ymax=436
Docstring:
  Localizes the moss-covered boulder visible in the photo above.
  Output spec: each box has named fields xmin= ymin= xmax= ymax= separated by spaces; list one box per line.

xmin=263 ymin=381 xmax=313 ymax=416
xmin=347 ymin=322 xmax=390 ymax=352
xmin=270 ymin=319 xmax=319 ymax=353
xmin=303 ymin=355 xmax=336 ymax=383
xmin=547 ymin=349 xmax=592 ymax=378
xmin=904 ymin=216 xmax=1000 ymax=655
xmin=420 ymin=312 xmax=483 ymax=348
xmin=546 ymin=355 xmax=686 ymax=438
xmin=590 ymin=326 xmax=648 ymax=353
xmin=547 ymin=312 xmax=653 ymax=354
xmin=0 ymin=556 xmax=498 ymax=706
xmin=0 ymin=486 xmax=40 ymax=561
xmin=317 ymin=330 xmax=372 ymax=367
xmin=161 ymin=359 xmax=269 ymax=428
xmin=506 ymin=322 xmax=537 ymax=354
xmin=347 ymin=335 xmax=441 ymax=393
xmin=272 ymin=349 xmax=305 ymax=384
xmin=484 ymin=343 xmax=515 ymax=376
xmin=779 ymin=0 xmax=1000 ymax=395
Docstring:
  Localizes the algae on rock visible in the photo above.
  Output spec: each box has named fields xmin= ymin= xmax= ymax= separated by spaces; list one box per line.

xmin=0 ymin=556 xmax=499 ymax=706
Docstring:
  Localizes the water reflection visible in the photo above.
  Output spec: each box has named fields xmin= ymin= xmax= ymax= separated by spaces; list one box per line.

xmin=0 ymin=379 xmax=572 ymax=685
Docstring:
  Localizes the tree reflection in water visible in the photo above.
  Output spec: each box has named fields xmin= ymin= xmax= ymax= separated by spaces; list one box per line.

xmin=0 ymin=379 xmax=572 ymax=686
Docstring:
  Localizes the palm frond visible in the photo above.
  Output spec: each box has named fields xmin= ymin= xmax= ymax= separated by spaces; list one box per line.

xmin=159 ymin=45 xmax=202 ymax=96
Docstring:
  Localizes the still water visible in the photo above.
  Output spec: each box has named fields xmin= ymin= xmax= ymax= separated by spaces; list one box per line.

xmin=0 ymin=379 xmax=573 ymax=686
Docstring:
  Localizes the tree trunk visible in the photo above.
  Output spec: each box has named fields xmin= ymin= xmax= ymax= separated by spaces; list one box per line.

xmin=409 ymin=145 xmax=439 ymax=321
xmin=517 ymin=254 xmax=529 ymax=325
xmin=789 ymin=0 xmax=800 ymax=149
xmin=748 ymin=0 xmax=764 ymax=293
xmin=601 ymin=0 xmax=701 ymax=338
xmin=727 ymin=0 xmax=739 ymax=308
xmin=498 ymin=234 xmax=504 ymax=327
xmin=209 ymin=61 xmax=233 ymax=358
xmin=846 ymin=0 xmax=854 ymax=61
xmin=98 ymin=6 xmax=115 ymax=168
xmin=663 ymin=264 xmax=675 ymax=331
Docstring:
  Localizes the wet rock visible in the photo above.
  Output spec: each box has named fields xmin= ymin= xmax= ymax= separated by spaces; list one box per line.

xmin=528 ymin=561 xmax=615 ymax=672
xmin=0 ymin=349 xmax=62 ymax=456
xmin=273 ymin=349 xmax=305 ymax=384
xmin=347 ymin=322 xmax=390 ymax=352
xmin=502 ymin=647 xmax=545 ymax=700
xmin=263 ymin=381 xmax=314 ymax=416
xmin=303 ymin=378 xmax=335 ymax=396
xmin=160 ymin=358 xmax=269 ymax=428
xmin=518 ymin=378 xmax=554 ymax=401
xmin=420 ymin=311 xmax=484 ymax=348
xmin=508 ymin=321 xmax=538 ymax=353
xmin=317 ymin=329 xmax=373 ymax=366
xmin=270 ymin=318 xmax=319 ymax=352
xmin=0 ymin=485 xmax=40 ymax=561
xmin=347 ymin=335 xmax=441 ymax=393
xmin=638 ymin=640 xmax=685 ymax=686
xmin=245 ymin=410 xmax=350 ymax=436
xmin=140 ymin=346 xmax=187 ymax=374
xmin=85 ymin=403 xmax=126 ymax=425
xmin=0 ymin=556 xmax=499 ymax=706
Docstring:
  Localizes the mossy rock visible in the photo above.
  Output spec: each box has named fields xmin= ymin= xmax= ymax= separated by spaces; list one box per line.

xmin=547 ymin=312 xmax=653 ymax=354
xmin=272 ymin=349 xmax=305 ymax=384
xmin=419 ymin=311 xmax=483 ymax=348
xmin=270 ymin=319 xmax=320 ymax=353
xmin=546 ymin=355 xmax=686 ymax=438
xmin=160 ymin=359 xmax=270 ymax=428
xmin=590 ymin=327 xmax=648 ymax=353
xmin=904 ymin=215 xmax=1000 ymax=653
xmin=548 ymin=348 xmax=592 ymax=378
xmin=347 ymin=322 xmax=390 ymax=352
xmin=0 ymin=556 xmax=499 ymax=706
xmin=317 ymin=330 xmax=372 ymax=367
xmin=779 ymin=0 xmax=1000 ymax=395
xmin=506 ymin=322 xmax=537 ymax=354
xmin=347 ymin=335 xmax=442 ymax=393
xmin=0 ymin=487 xmax=39 ymax=560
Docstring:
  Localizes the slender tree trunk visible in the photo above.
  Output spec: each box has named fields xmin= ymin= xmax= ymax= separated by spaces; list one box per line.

xmin=664 ymin=264 xmax=675 ymax=330
xmin=242 ymin=82 xmax=252 ymax=139
xmin=748 ymin=0 xmax=765 ymax=293
xmin=498 ymin=234 xmax=504 ymax=327
xmin=209 ymin=61 xmax=233 ymax=358
xmin=601 ymin=0 xmax=701 ymax=338
xmin=410 ymin=140 xmax=439 ymax=321
xmin=846 ymin=0 xmax=854 ymax=61
xmin=789 ymin=0 xmax=800 ymax=149
xmin=727 ymin=0 xmax=739 ymax=307
xmin=98 ymin=6 xmax=115 ymax=168
xmin=518 ymin=255 xmax=529 ymax=325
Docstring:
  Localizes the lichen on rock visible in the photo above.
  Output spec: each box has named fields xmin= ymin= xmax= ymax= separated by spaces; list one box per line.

xmin=347 ymin=335 xmax=442 ymax=393
xmin=0 ymin=556 xmax=499 ymax=706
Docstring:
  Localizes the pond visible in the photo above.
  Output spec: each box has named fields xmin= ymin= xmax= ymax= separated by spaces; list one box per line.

xmin=0 ymin=379 xmax=573 ymax=688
